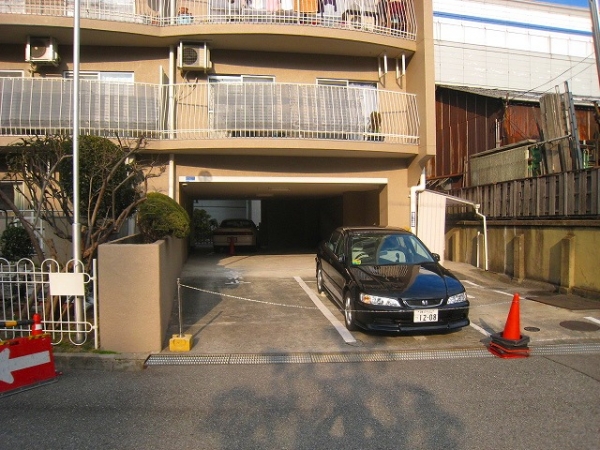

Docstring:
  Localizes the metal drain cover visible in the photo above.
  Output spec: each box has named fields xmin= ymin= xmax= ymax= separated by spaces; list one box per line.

xmin=559 ymin=320 xmax=600 ymax=332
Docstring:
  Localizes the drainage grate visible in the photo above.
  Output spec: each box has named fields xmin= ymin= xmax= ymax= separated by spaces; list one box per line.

xmin=145 ymin=348 xmax=492 ymax=366
xmin=144 ymin=343 xmax=600 ymax=366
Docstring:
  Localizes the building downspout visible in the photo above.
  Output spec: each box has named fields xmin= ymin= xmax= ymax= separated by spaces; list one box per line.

xmin=410 ymin=168 xmax=426 ymax=235
xmin=474 ymin=205 xmax=489 ymax=271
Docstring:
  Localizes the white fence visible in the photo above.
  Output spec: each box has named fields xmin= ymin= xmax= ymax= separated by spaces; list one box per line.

xmin=0 ymin=0 xmax=417 ymax=40
xmin=0 ymin=258 xmax=98 ymax=348
xmin=0 ymin=79 xmax=420 ymax=145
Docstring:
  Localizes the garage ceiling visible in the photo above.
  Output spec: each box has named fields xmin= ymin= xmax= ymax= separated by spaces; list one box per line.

xmin=179 ymin=177 xmax=386 ymax=199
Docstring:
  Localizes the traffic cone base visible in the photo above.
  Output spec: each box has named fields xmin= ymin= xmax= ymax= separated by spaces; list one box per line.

xmin=488 ymin=342 xmax=530 ymax=359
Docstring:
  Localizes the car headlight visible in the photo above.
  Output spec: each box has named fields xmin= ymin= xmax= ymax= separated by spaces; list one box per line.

xmin=360 ymin=293 xmax=401 ymax=307
xmin=447 ymin=291 xmax=468 ymax=304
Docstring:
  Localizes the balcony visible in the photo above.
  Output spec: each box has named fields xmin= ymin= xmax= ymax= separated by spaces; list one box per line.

xmin=0 ymin=0 xmax=417 ymax=41
xmin=0 ymin=77 xmax=420 ymax=151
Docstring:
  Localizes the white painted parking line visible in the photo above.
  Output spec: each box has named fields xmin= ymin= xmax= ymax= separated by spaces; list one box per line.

xmin=470 ymin=322 xmax=492 ymax=337
xmin=492 ymin=290 xmax=515 ymax=297
xmin=462 ymin=280 xmax=482 ymax=288
xmin=294 ymin=276 xmax=357 ymax=344
xmin=585 ymin=317 xmax=600 ymax=326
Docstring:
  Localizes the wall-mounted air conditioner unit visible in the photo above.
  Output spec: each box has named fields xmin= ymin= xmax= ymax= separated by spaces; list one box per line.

xmin=26 ymin=36 xmax=60 ymax=66
xmin=178 ymin=42 xmax=212 ymax=72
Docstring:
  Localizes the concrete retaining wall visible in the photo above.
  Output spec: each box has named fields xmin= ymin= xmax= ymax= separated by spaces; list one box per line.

xmin=98 ymin=236 xmax=187 ymax=353
xmin=446 ymin=221 xmax=600 ymax=299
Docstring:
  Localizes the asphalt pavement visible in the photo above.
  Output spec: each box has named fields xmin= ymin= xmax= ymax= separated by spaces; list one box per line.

xmin=53 ymin=250 xmax=600 ymax=371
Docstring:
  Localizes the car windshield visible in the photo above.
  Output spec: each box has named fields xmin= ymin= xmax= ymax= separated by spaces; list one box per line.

xmin=220 ymin=219 xmax=255 ymax=228
xmin=349 ymin=233 xmax=435 ymax=266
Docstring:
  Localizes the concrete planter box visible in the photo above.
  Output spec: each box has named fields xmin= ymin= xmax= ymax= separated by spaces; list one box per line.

xmin=98 ymin=235 xmax=187 ymax=353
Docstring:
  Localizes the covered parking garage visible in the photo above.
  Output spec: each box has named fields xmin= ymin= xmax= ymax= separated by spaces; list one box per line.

xmin=179 ymin=176 xmax=388 ymax=250
xmin=178 ymin=175 xmax=388 ymax=251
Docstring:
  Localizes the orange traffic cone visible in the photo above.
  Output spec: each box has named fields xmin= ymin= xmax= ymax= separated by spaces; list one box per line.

xmin=502 ymin=293 xmax=522 ymax=340
xmin=488 ymin=293 xmax=530 ymax=359
xmin=31 ymin=313 xmax=43 ymax=336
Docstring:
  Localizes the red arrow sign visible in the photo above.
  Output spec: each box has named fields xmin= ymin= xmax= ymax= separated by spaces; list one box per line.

xmin=0 ymin=335 xmax=58 ymax=395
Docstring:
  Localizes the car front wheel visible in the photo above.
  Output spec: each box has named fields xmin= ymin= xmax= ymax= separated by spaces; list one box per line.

xmin=344 ymin=292 xmax=358 ymax=331
xmin=316 ymin=265 xmax=325 ymax=295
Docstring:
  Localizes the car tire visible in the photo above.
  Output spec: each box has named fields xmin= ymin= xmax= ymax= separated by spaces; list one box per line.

xmin=316 ymin=265 xmax=325 ymax=295
xmin=344 ymin=292 xmax=358 ymax=331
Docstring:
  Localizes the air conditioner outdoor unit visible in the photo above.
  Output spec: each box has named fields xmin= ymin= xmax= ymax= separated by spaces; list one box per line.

xmin=178 ymin=42 xmax=212 ymax=72
xmin=26 ymin=36 xmax=60 ymax=66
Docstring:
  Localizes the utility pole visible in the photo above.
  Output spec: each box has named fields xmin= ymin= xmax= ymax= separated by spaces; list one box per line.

xmin=590 ymin=0 xmax=600 ymax=87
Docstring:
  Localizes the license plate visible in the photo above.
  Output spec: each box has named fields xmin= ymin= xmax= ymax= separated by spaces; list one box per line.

xmin=413 ymin=309 xmax=438 ymax=323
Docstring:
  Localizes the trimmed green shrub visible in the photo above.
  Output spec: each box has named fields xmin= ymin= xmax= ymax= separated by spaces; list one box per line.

xmin=138 ymin=192 xmax=190 ymax=243
xmin=0 ymin=225 xmax=35 ymax=261
xmin=191 ymin=209 xmax=218 ymax=246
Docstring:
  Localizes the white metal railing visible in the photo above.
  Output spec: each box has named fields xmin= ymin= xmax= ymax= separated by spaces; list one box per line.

xmin=0 ymin=258 xmax=98 ymax=348
xmin=0 ymin=0 xmax=417 ymax=40
xmin=0 ymin=78 xmax=420 ymax=144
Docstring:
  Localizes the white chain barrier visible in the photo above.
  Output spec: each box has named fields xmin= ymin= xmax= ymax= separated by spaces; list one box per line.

xmin=177 ymin=281 xmax=512 ymax=313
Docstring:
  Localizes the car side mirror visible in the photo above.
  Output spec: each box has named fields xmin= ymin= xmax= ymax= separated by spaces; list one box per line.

xmin=432 ymin=253 xmax=441 ymax=262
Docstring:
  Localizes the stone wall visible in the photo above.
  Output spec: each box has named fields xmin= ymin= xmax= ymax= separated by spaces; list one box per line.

xmin=446 ymin=220 xmax=600 ymax=299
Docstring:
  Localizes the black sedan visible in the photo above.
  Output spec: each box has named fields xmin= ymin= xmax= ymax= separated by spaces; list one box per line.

xmin=315 ymin=227 xmax=469 ymax=333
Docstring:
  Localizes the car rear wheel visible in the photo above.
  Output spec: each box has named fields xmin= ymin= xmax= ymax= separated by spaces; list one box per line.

xmin=316 ymin=265 xmax=325 ymax=295
xmin=344 ymin=292 xmax=358 ymax=331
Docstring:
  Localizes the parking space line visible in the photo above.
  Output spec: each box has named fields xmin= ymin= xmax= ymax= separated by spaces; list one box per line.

xmin=585 ymin=317 xmax=600 ymax=326
xmin=470 ymin=322 xmax=492 ymax=337
xmin=294 ymin=276 xmax=357 ymax=344
xmin=492 ymin=290 xmax=514 ymax=297
xmin=462 ymin=280 xmax=482 ymax=288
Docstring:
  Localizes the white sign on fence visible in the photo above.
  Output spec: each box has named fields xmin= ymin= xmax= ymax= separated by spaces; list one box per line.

xmin=49 ymin=273 xmax=85 ymax=296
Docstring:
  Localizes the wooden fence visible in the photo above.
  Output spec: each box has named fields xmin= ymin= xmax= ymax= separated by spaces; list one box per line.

xmin=449 ymin=168 xmax=600 ymax=219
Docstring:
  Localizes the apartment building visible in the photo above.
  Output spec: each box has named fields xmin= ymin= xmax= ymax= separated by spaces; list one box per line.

xmin=0 ymin=0 xmax=435 ymax=250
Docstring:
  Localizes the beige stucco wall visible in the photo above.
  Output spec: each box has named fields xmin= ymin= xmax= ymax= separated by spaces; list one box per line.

xmin=446 ymin=222 xmax=600 ymax=298
xmin=98 ymin=235 xmax=187 ymax=353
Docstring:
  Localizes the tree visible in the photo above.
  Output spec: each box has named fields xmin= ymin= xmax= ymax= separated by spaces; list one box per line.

xmin=0 ymin=134 xmax=165 ymax=271
xmin=137 ymin=192 xmax=190 ymax=243
xmin=0 ymin=224 xmax=34 ymax=261
xmin=191 ymin=209 xmax=218 ymax=246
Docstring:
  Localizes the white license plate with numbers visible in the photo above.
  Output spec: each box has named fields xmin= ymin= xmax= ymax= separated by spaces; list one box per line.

xmin=413 ymin=309 xmax=439 ymax=323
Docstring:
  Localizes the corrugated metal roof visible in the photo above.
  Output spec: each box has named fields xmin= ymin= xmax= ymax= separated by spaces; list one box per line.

xmin=437 ymin=84 xmax=600 ymax=105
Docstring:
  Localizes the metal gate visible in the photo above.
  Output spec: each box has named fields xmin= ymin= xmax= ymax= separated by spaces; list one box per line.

xmin=0 ymin=258 xmax=98 ymax=348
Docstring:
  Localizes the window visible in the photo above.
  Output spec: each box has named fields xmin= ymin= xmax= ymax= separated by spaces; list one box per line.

xmin=315 ymin=79 xmax=378 ymax=138
xmin=0 ymin=70 xmax=25 ymax=78
xmin=0 ymin=182 xmax=27 ymax=211
xmin=209 ymin=75 xmax=276 ymax=134
xmin=63 ymin=71 xmax=158 ymax=135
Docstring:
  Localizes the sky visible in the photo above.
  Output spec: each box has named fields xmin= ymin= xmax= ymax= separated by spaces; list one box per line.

xmin=539 ymin=0 xmax=589 ymax=7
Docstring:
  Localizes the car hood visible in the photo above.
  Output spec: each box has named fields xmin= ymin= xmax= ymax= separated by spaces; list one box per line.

xmin=349 ymin=263 xmax=462 ymax=299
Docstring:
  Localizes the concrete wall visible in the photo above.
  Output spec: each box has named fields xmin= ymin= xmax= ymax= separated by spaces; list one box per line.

xmin=98 ymin=235 xmax=187 ymax=353
xmin=446 ymin=221 xmax=600 ymax=299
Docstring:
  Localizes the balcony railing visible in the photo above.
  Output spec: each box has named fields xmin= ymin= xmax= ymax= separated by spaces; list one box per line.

xmin=0 ymin=0 xmax=417 ymax=40
xmin=0 ymin=78 xmax=420 ymax=144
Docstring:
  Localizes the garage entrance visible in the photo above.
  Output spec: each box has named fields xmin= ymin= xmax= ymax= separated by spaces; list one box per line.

xmin=179 ymin=175 xmax=387 ymax=252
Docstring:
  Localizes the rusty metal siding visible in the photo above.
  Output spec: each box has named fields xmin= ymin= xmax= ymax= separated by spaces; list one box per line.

xmin=434 ymin=87 xmax=503 ymax=179
xmin=434 ymin=87 xmax=599 ymax=183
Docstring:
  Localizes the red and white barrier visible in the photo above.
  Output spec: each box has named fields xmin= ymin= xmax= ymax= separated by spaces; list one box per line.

xmin=0 ymin=334 xmax=59 ymax=397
